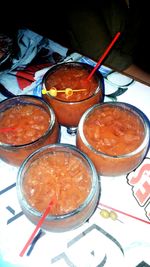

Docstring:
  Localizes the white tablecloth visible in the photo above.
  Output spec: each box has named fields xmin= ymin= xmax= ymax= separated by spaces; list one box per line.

xmin=0 ymin=54 xmax=150 ymax=267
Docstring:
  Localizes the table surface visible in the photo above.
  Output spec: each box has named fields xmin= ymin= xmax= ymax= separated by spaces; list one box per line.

xmin=0 ymin=50 xmax=150 ymax=267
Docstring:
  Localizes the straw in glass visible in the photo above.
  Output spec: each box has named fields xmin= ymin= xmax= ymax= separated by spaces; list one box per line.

xmin=19 ymin=198 xmax=55 ymax=257
xmin=87 ymin=32 xmax=121 ymax=80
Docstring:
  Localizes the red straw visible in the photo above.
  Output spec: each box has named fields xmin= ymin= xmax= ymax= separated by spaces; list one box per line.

xmin=99 ymin=203 xmax=150 ymax=225
xmin=0 ymin=127 xmax=16 ymax=133
xmin=19 ymin=198 xmax=55 ymax=257
xmin=87 ymin=32 xmax=121 ymax=80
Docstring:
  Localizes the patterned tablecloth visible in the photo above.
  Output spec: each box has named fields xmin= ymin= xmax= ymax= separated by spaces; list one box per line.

xmin=0 ymin=51 xmax=150 ymax=267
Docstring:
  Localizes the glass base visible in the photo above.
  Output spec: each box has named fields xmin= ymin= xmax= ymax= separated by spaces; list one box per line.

xmin=67 ymin=127 xmax=77 ymax=135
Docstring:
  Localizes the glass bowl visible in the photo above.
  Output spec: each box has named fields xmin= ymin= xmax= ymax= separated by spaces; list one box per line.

xmin=16 ymin=143 xmax=100 ymax=232
xmin=0 ymin=95 xmax=60 ymax=166
xmin=42 ymin=61 xmax=104 ymax=135
xmin=76 ymin=102 xmax=150 ymax=176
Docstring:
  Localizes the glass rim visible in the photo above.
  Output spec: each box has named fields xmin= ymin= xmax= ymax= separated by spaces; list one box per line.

xmin=0 ymin=95 xmax=56 ymax=148
xmin=16 ymin=143 xmax=100 ymax=220
xmin=77 ymin=101 xmax=150 ymax=159
xmin=42 ymin=61 xmax=104 ymax=104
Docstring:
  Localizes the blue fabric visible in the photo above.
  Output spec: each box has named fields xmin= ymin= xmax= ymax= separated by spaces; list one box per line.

xmin=11 ymin=28 xmax=68 ymax=70
xmin=0 ymin=28 xmax=68 ymax=101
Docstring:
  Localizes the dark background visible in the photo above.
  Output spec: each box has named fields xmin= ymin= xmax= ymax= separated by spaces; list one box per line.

xmin=1 ymin=2 xmax=71 ymax=49
xmin=1 ymin=1 xmax=150 ymax=73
